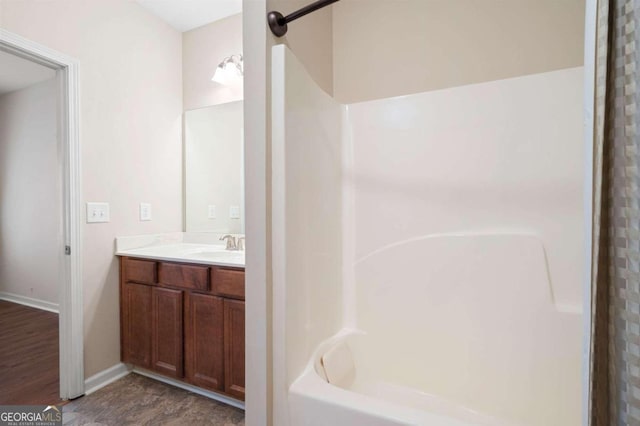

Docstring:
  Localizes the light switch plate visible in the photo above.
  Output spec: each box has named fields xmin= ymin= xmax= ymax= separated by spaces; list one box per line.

xmin=87 ymin=202 xmax=110 ymax=223
xmin=229 ymin=205 xmax=241 ymax=219
xmin=208 ymin=205 xmax=216 ymax=219
xmin=140 ymin=203 xmax=152 ymax=221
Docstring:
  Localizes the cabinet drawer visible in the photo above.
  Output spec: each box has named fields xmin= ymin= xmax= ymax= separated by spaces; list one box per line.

xmin=159 ymin=262 xmax=209 ymax=291
xmin=211 ymin=268 xmax=245 ymax=300
xmin=122 ymin=258 xmax=157 ymax=285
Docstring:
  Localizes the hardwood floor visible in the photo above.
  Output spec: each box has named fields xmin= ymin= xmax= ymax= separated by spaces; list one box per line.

xmin=0 ymin=300 xmax=61 ymax=405
xmin=63 ymin=374 xmax=245 ymax=425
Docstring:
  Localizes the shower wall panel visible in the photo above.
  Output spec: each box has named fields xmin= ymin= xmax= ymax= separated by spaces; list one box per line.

xmin=271 ymin=45 xmax=344 ymax=397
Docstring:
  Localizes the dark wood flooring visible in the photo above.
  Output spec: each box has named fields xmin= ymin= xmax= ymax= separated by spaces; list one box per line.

xmin=63 ymin=373 xmax=245 ymax=425
xmin=0 ymin=300 xmax=61 ymax=405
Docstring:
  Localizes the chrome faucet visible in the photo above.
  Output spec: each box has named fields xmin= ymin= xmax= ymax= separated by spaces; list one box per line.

xmin=237 ymin=236 xmax=245 ymax=251
xmin=220 ymin=234 xmax=237 ymax=251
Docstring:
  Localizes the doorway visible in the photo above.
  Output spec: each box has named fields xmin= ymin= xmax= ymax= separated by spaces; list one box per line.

xmin=0 ymin=29 xmax=83 ymax=401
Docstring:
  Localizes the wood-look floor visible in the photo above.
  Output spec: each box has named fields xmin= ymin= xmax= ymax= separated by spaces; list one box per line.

xmin=0 ymin=300 xmax=61 ymax=405
xmin=63 ymin=373 xmax=245 ymax=425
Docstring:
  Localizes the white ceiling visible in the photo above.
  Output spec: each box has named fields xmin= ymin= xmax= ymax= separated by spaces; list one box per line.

xmin=0 ymin=50 xmax=56 ymax=96
xmin=135 ymin=0 xmax=242 ymax=32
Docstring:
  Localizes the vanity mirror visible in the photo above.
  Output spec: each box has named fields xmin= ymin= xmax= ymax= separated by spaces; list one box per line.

xmin=184 ymin=100 xmax=244 ymax=233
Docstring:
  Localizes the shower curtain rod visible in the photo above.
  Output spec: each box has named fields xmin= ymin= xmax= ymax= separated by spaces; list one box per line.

xmin=268 ymin=0 xmax=340 ymax=37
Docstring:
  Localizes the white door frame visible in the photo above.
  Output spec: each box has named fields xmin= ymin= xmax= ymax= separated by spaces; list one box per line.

xmin=0 ymin=29 xmax=84 ymax=400
xmin=243 ymin=0 xmax=271 ymax=424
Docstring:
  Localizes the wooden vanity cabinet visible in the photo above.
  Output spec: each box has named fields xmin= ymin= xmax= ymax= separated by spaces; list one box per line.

xmin=119 ymin=256 xmax=245 ymax=401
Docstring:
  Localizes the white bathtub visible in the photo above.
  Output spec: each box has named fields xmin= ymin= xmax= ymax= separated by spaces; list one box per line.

xmin=290 ymin=330 xmax=516 ymax=426
xmin=288 ymin=234 xmax=581 ymax=426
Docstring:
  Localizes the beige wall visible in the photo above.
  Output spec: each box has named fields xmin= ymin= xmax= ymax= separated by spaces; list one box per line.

xmin=267 ymin=0 xmax=333 ymax=94
xmin=0 ymin=0 xmax=183 ymax=377
xmin=263 ymin=0 xmax=585 ymax=102
xmin=183 ymin=13 xmax=243 ymax=111
xmin=333 ymin=0 xmax=585 ymax=103
xmin=0 ymin=78 xmax=60 ymax=305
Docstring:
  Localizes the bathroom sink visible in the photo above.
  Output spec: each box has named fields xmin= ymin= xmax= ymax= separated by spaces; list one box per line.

xmin=183 ymin=246 xmax=229 ymax=255
xmin=188 ymin=249 xmax=244 ymax=258
xmin=182 ymin=246 xmax=244 ymax=261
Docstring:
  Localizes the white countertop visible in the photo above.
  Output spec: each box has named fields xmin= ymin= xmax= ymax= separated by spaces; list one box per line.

xmin=116 ymin=243 xmax=245 ymax=268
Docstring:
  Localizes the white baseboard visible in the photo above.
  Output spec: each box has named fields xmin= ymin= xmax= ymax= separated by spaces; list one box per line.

xmin=132 ymin=368 xmax=245 ymax=410
xmin=0 ymin=291 xmax=59 ymax=313
xmin=84 ymin=362 xmax=131 ymax=396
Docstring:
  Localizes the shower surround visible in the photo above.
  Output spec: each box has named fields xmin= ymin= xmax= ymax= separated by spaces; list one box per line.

xmin=272 ymin=45 xmax=584 ymax=425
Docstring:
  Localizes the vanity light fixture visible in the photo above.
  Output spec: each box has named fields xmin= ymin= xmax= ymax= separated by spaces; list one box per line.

xmin=212 ymin=54 xmax=243 ymax=85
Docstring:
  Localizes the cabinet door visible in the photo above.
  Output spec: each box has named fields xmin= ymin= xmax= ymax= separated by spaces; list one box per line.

xmin=185 ymin=293 xmax=224 ymax=391
xmin=121 ymin=282 xmax=152 ymax=368
xmin=224 ymin=299 xmax=245 ymax=400
xmin=151 ymin=287 xmax=184 ymax=378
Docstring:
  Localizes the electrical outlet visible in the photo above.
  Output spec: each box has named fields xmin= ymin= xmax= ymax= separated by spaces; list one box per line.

xmin=87 ymin=202 xmax=110 ymax=223
xmin=208 ymin=205 xmax=216 ymax=219
xmin=140 ymin=203 xmax=152 ymax=221
xmin=229 ymin=205 xmax=241 ymax=219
